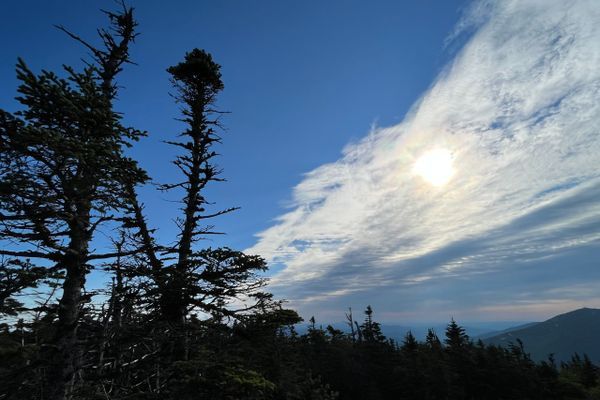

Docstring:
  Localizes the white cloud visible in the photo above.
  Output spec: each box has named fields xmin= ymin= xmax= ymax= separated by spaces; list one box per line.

xmin=248 ymin=0 xmax=600 ymax=321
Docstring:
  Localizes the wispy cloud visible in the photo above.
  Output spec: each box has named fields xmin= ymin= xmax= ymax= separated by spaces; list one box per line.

xmin=249 ymin=0 xmax=600 ymax=322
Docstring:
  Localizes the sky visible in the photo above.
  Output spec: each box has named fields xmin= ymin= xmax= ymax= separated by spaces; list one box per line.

xmin=1 ymin=1 xmax=599 ymax=324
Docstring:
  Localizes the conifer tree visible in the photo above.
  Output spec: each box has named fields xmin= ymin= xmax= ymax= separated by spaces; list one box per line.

xmin=444 ymin=318 xmax=469 ymax=350
xmin=124 ymin=49 xmax=274 ymax=363
xmin=0 ymin=5 xmax=145 ymax=399
xmin=0 ymin=259 xmax=46 ymax=315
xmin=359 ymin=305 xmax=386 ymax=343
xmin=401 ymin=331 xmax=418 ymax=353
xmin=425 ymin=328 xmax=442 ymax=350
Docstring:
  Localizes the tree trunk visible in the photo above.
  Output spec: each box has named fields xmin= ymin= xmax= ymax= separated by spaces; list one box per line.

xmin=44 ymin=215 xmax=89 ymax=400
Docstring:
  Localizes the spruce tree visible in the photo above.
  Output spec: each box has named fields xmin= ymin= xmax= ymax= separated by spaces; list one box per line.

xmin=444 ymin=318 xmax=469 ymax=350
xmin=359 ymin=305 xmax=386 ymax=343
xmin=0 ymin=6 xmax=145 ymax=399
xmin=123 ymin=49 xmax=274 ymax=365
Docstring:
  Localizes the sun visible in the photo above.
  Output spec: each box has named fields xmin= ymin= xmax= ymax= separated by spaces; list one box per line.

xmin=413 ymin=148 xmax=454 ymax=186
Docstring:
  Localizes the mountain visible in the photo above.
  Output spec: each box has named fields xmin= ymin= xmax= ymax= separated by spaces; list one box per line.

xmin=476 ymin=322 xmax=540 ymax=341
xmin=483 ymin=308 xmax=600 ymax=363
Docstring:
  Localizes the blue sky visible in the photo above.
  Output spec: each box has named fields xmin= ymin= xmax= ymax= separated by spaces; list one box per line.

xmin=2 ymin=1 xmax=599 ymax=324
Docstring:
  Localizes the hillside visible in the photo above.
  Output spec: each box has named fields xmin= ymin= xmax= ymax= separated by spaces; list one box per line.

xmin=483 ymin=308 xmax=600 ymax=363
xmin=476 ymin=322 xmax=540 ymax=340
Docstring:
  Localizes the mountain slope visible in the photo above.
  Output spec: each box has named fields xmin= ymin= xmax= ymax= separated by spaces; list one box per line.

xmin=483 ymin=308 xmax=600 ymax=363
xmin=476 ymin=322 xmax=540 ymax=341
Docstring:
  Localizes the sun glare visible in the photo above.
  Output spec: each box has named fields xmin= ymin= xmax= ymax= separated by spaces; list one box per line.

xmin=413 ymin=148 xmax=454 ymax=187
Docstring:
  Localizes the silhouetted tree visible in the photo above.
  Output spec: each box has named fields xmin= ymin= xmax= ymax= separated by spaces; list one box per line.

xmin=0 ymin=5 xmax=145 ymax=398
xmin=360 ymin=305 xmax=386 ymax=343
xmin=0 ymin=259 xmax=47 ymax=315
xmin=122 ymin=49 xmax=273 ymax=367
xmin=401 ymin=331 xmax=418 ymax=353
xmin=444 ymin=318 xmax=469 ymax=350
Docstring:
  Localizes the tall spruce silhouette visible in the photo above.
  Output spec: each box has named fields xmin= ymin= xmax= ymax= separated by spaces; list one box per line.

xmin=0 ymin=5 xmax=145 ymax=399
xmin=123 ymin=49 xmax=275 ymax=363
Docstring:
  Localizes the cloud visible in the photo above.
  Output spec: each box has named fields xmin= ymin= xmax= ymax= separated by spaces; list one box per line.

xmin=248 ymin=0 xmax=600 ymax=322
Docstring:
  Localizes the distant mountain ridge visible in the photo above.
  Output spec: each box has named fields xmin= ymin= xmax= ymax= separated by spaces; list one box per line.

xmin=476 ymin=322 xmax=540 ymax=340
xmin=297 ymin=321 xmax=531 ymax=342
xmin=482 ymin=308 xmax=600 ymax=363
xmin=297 ymin=308 xmax=600 ymax=363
